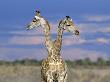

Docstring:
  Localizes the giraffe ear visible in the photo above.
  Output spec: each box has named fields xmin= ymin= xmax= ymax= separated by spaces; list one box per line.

xmin=66 ymin=16 xmax=72 ymax=21
xmin=66 ymin=16 xmax=70 ymax=18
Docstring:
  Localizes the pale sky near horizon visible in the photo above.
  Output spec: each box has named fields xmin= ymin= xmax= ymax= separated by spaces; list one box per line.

xmin=0 ymin=0 xmax=110 ymax=61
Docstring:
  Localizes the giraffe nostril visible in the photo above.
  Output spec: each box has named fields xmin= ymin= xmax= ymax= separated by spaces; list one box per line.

xmin=75 ymin=30 xmax=79 ymax=35
xmin=26 ymin=27 xmax=30 ymax=30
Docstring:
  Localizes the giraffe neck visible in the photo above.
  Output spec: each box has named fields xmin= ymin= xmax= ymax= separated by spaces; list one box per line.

xmin=54 ymin=24 xmax=64 ymax=53
xmin=43 ymin=21 xmax=53 ymax=52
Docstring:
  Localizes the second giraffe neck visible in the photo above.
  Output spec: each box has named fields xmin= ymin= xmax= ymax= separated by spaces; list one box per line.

xmin=57 ymin=27 xmax=63 ymax=45
xmin=54 ymin=25 xmax=64 ymax=53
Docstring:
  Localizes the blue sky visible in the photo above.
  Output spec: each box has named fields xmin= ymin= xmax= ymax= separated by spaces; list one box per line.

xmin=0 ymin=0 xmax=110 ymax=61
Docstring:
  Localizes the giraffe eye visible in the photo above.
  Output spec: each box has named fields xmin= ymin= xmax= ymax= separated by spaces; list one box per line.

xmin=64 ymin=21 xmax=67 ymax=24
xmin=66 ymin=25 xmax=70 ymax=26
xmin=33 ymin=20 xmax=36 ymax=22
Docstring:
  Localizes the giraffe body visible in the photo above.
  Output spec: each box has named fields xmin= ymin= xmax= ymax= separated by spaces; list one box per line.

xmin=41 ymin=53 xmax=67 ymax=82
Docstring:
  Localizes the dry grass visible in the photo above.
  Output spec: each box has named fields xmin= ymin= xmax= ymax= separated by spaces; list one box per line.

xmin=0 ymin=65 xmax=110 ymax=82
xmin=67 ymin=67 xmax=110 ymax=82
xmin=0 ymin=65 xmax=40 ymax=82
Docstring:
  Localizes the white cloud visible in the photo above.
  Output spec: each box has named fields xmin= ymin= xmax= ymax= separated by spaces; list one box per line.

xmin=78 ymin=23 xmax=98 ymax=33
xmin=10 ymin=28 xmax=44 ymax=35
xmin=78 ymin=23 xmax=110 ymax=34
xmin=0 ymin=47 xmax=47 ymax=61
xmin=50 ymin=23 xmax=58 ymax=34
xmin=96 ymin=38 xmax=110 ymax=44
xmin=61 ymin=48 xmax=108 ymax=61
xmin=62 ymin=35 xmax=110 ymax=46
xmin=78 ymin=15 xmax=110 ymax=34
xmin=63 ymin=36 xmax=86 ymax=46
xmin=9 ymin=36 xmax=44 ymax=45
xmin=99 ymin=27 xmax=110 ymax=33
xmin=83 ymin=15 xmax=110 ymax=22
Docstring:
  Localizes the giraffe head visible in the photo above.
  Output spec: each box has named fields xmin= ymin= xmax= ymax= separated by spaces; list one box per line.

xmin=26 ymin=11 xmax=47 ymax=30
xmin=59 ymin=16 xmax=79 ymax=35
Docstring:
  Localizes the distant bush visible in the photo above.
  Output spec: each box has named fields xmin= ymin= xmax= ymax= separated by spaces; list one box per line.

xmin=0 ymin=58 xmax=110 ymax=67
xmin=0 ymin=59 xmax=42 ymax=66
xmin=66 ymin=57 xmax=110 ymax=67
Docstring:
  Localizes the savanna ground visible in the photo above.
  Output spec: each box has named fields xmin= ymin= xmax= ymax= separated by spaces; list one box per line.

xmin=0 ymin=65 xmax=110 ymax=82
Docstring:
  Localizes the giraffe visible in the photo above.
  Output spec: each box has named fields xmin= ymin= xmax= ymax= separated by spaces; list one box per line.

xmin=26 ymin=11 xmax=79 ymax=82
xmin=52 ymin=16 xmax=79 ymax=82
